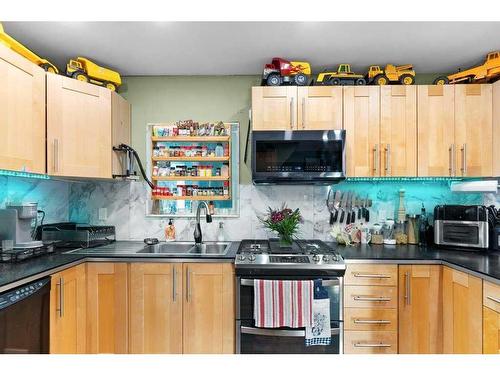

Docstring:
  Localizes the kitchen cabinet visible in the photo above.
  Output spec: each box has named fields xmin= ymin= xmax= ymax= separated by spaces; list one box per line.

xmin=297 ymin=86 xmax=343 ymax=130
xmin=49 ymin=264 xmax=87 ymax=354
xmin=343 ymin=86 xmax=380 ymax=177
xmin=86 ymin=263 xmax=128 ymax=353
xmin=129 ymin=263 xmax=183 ymax=354
xmin=47 ymin=73 xmax=112 ymax=178
xmin=454 ymin=84 xmax=492 ymax=177
xmin=0 ymin=43 xmax=45 ymax=174
xmin=443 ymin=266 xmax=482 ymax=354
xmin=417 ymin=85 xmax=455 ymax=177
xmin=398 ymin=265 xmax=442 ymax=354
xmin=492 ymin=80 xmax=500 ymax=176
xmin=183 ymin=263 xmax=235 ymax=354
xmin=380 ymin=85 xmax=417 ymax=176
xmin=252 ymin=86 xmax=297 ymax=130
xmin=483 ymin=281 xmax=500 ymax=354
xmin=111 ymin=91 xmax=131 ymax=177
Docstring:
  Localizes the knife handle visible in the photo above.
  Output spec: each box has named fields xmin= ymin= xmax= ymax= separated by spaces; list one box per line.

xmin=358 ymin=208 xmax=362 ymax=220
xmin=330 ymin=212 xmax=334 ymax=225
xmin=332 ymin=210 xmax=338 ymax=223
xmin=346 ymin=211 xmax=351 ymax=225
xmin=365 ymin=209 xmax=370 ymax=222
xmin=339 ymin=210 xmax=345 ymax=223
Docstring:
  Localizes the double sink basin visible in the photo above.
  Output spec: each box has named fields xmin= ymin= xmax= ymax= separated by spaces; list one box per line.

xmin=137 ymin=241 xmax=231 ymax=255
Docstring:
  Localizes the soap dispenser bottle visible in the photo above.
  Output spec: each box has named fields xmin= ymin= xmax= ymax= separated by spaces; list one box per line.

xmin=217 ymin=222 xmax=226 ymax=242
xmin=165 ymin=219 xmax=176 ymax=242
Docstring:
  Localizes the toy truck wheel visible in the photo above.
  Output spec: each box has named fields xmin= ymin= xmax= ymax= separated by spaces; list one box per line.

xmin=40 ymin=63 xmax=57 ymax=74
xmin=294 ymin=73 xmax=308 ymax=86
xmin=105 ymin=82 xmax=117 ymax=91
xmin=355 ymin=78 xmax=367 ymax=85
xmin=266 ymin=74 xmax=282 ymax=86
xmin=433 ymin=76 xmax=449 ymax=85
xmin=374 ymin=75 xmax=389 ymax=85
xmin=328 ymin=77 xmax=341 ymax=86
xmin=400 ymin=74 xmax=415 ymax=85
xmin=73 ymin=72 xmax=89 ymax=83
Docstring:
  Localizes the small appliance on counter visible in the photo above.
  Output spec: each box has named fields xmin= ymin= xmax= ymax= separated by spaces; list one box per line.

xmin=0 ymin=203 xmax=43 ymax=248
xmin=35 ymin=222 xmax=116 ymax=249
xmin=487 ymin=205 xmax=500 ymax=251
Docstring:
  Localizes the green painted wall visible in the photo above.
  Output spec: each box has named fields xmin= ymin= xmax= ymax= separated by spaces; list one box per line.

xmin=119 ymin=74 xmax=442 ymax=184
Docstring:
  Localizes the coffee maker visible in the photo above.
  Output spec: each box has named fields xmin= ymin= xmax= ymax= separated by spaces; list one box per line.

xmin=0 ymin=202 xmax=43 ymax=248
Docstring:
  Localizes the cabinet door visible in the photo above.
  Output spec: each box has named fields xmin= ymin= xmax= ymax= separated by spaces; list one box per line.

xmin=0 ymin=43 xmax=45 ymax=173
xmin=343 ymin=86 xmax=380 ymax=177
xmin=252 ymin=87 xmax=297 ymax=130
xmin=111 ymin=92 xmax=131 ymax=177
xmin=417 ymin=85 xmax=455 ymax=176
xmin=398 ymin=265 xmax=442 ymax=354
xmin=483 ymin=307 xmax=500 ymax=354
xmin=380 ymin=86 xmax=417 ymax=177
xmin=493 ymin=81 xmax=500 ymax=176
xmin=297 ymin=86 xmax=342 ymax=130
xmin=183 ymin=263 xmax=235 ymax=354
xmin=47 ymin=74 xmax=112 ymax=178
xmin=443 ymin=267 xmax=482 ymax=353
xmin=86 ymin=263 xmax=128 ymax=353
xmin=454 ymin=84 xmax=493 ymax=177
xmin=50 ymin=264 xmax=87 ymax=354
xmin=129 ymin=263 xmax=182 ymax=354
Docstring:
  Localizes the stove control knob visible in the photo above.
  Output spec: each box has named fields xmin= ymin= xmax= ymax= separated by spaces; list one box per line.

xmin=312 ymin=254 xmax=320 ymax=263
xmin=322 ymin=255 xmax=329 ymax=262
xmin=238 ymin=255 xmax=246 ymax=261
xmin=248 ymin=254 xmax=256 ymax=262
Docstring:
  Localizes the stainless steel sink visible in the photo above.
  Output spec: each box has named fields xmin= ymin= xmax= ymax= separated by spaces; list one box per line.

xmin=138 ymin=241 xmax=231 ymax=255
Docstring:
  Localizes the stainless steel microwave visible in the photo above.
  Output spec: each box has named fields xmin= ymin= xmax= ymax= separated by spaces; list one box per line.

xmin=251 ymin=130 xmax=346 ymax=184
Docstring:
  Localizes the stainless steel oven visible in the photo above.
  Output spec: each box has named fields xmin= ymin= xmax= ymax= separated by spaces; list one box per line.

xmin=236 ymin=276 xmax=343 ymax=354
xmin=252 ymin=130 xmax=346 ymax=184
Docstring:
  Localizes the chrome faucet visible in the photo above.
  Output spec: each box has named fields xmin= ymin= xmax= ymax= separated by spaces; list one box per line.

xmin=194 ymin=201 xmax=212 ymax=244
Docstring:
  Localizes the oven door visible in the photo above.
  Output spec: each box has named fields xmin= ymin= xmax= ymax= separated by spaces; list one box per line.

xmin=252 ymin=130 xmax=345 ymax=184
xmin=237 ymin=320 xmax=342 ymax=354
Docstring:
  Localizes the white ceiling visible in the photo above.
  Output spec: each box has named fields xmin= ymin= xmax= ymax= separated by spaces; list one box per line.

xmin=3 ymin=22 xmax=500 ymax=75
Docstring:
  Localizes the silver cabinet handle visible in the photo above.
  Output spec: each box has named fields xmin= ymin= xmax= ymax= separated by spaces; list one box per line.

xmin=172 ymin=266 xmax=177 ymax=302
xmin=372 ymin=144 xmax=379 ymax=176
xmin=461 ymin=143 xmax=467 ymax=176
xmin=239 ymin=279 xmax=340 ymax=287
xmin=301 ymin=97 xmax=306 ymax=129
xmin=385 ymin=144 xmax=391 ymax=176
xmin=353 ymin=273 xmax=391 ymax=279
xmin=241 ymin=326 xmax=340 ymax=337
xmin=354 ymin=342 xmax=391 ymax=348
xmin=404 ymin=271 xmax=411 ymax=305
xmin=353 ymin=296 xmax=391 ymax=302
xmin=487 ymin=295 xmax=500 ymax=304
xmin=186 ymin=268 xmax=191 ymax=302
xmin=353 ymin=319 xmax=391 ymax=324
xmin=56 ymin=277 xmax=64 ymax=318
xmin=289 ymin=97 xmax=295 ymax=129
xmin=53 ymin=139 xmax=59 ymax=173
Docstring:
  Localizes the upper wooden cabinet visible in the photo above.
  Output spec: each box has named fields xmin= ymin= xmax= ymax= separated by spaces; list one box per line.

xmin=183 ymin=263 xmax=235 ymax=354
xmin=86 ymin=263 xmax=128 ymax=354
xmin=47 ymin=74 xmax=112 ymax=178
xmin=380 ymin=86 xmax=417 ymax=177
xmin=417 ymin=85 xmax=455 ymax=177
xmin=129 ymin=263 xmax=183 ymax=354
xmin=0 ymin=43 xmax=45 ymax=174
xmin=454 ymin=84 xmax=492 ymax=177
xmin=443 ymin=267 xmax=483 ymax=354
xmin=252 ymin=86 xmax=296 ymax=130
xmin=50 ymin=264 xmax=87 ymax=354
xmin=398 ymin=265 xmax=442 ymax=354
xmin=343 ymin=86 xmax=380 ymax=177
xmin=492 ymin=81 xmax=500 ymax=176
xmin=297 ymin=86 xmax=343 ymax=130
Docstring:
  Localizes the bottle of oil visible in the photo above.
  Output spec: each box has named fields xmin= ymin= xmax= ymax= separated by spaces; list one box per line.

xmin=419 ymin=204 xmax=428 ymax=247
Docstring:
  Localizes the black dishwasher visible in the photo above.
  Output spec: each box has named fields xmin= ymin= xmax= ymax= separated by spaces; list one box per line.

xmin=0 ymin=278 xmax=50 ymax=354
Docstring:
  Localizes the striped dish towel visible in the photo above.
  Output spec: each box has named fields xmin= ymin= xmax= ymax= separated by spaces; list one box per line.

xmin=254 ymin=280 xmax=313 ymax=328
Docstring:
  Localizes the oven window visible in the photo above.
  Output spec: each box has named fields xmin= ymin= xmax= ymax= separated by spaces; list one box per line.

xmin=442 ymin=223 xmax=479 ymax=244
xmin=255 ymin=140 xmax=343 ymax=173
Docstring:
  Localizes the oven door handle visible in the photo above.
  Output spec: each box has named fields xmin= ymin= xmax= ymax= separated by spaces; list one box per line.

xmin=240 ymin=279 xmax=340 ymax=287
xmin=240 ymin=326 xmax=340 ymax=337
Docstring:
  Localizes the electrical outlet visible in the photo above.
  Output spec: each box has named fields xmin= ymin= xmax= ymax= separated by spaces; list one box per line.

xmin=98 ymin=207 xmax=108 ymax=221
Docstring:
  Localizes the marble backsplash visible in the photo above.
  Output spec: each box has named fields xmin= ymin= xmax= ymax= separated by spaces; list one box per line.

xmin=68 ymin=179 xmax=490 ymax=242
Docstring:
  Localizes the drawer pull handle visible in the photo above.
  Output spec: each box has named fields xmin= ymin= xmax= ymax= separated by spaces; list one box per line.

xmin=353 ymin=273 xmax=391 ymax=279
xmin=353 ymin=296 xmax=391 ymax=302
xmin=353 ymin=319 xmax=391 ymax=324
xmin=354 ymin=342 xmax=391 ymax=348
xmin=487 ymin=295 xmax=500 ymax=304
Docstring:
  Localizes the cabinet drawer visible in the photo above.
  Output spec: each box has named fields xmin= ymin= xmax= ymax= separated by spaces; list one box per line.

xmin=484 ymin=281 xmax=500 ymax=313
xmin=344 ymin=285 xmax=397 ymax=309
xmin=344 ymin=308 xmax=397 ymax=331
xmin=345 ymin=264 xmax=398 ymax=286
xmin=344 ymin=331 xmax=398 ymax=354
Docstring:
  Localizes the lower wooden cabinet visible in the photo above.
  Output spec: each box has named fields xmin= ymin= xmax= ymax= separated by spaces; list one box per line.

xmin=49 ymin=264 xmax=87 ymax=354
xmin=86 ymin=263 xmax=128 ymax=353
xmin=483 ymin=281 xmax=500 ymax=354
xmin=129 ymin=263 xmax=183 ymax=354
xmin=398 ymin=265 xmax=442 ymax=354
xmin=443 ymin=266 xmax=483 ymax=353
xmin=344 ymin=331 xmax=398 ymax=354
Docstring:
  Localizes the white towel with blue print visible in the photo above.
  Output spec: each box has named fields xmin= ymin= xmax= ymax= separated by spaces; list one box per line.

xmin=305 ymin=279 xmax=331 ymax=346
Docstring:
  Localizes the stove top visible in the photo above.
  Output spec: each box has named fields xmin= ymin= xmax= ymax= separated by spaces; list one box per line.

xmin=235 ymin=239 xmax=345 ymax=274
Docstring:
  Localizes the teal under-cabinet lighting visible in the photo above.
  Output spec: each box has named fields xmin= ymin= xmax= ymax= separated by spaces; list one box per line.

xmin=344 ymin=177 xmax=475 ymax=183
xmin=0 ymin=169 xmax=50 ymax=180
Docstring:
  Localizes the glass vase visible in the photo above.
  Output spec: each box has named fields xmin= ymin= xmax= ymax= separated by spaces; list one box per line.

xmin=278 ymin=233 xmax=293 ymax=247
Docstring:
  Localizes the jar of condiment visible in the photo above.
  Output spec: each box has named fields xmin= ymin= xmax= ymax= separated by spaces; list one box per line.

xmin=223 ymin=181 xmax=229 ymax=196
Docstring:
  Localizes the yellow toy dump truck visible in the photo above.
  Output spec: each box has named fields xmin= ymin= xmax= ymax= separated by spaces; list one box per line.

xmin=316 ymin=64 xmax=366 ymax=85
xmin=0 ymin=23 xmax=58 ymax=73
xmin=367 ymin=64 xmax=416 ymax=85
xmin=434 ymin=51 xmax=500 ymax=85
xmin=66 ymin=57 xmax=122 ymax=91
